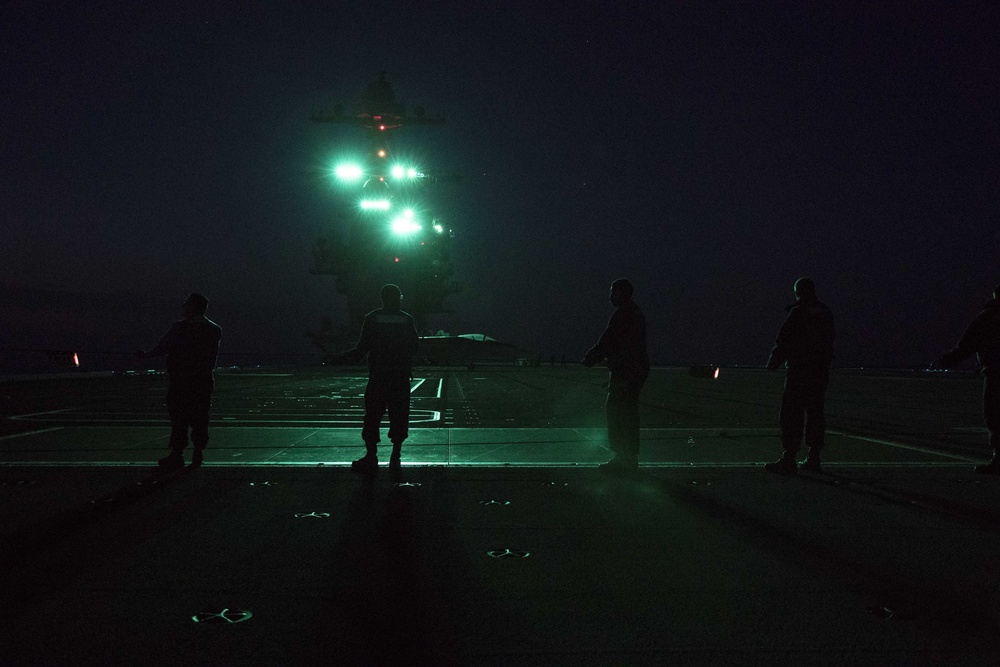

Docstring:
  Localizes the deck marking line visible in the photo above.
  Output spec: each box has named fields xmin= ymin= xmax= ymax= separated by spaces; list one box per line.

xmin=11 ymin=412 xmax=441 ymax=426
xmin=9 ymin=408 xmax=76 ymax=420
xmin=0 ymin=461 xmax=975 ymax=468
xmin=828 ymin=430 xmax=977 ymax=462
xmin=0 ymin=427 xmax=65 ymax=441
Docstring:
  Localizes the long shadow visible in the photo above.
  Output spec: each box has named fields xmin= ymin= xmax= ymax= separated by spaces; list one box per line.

xmin=0 ymin=465 xmax=194 ymax=566
xmin=660 ymin=475 xmax=1000 ymax=654
xmin=796 ymin=468 xmax=1000 ymax=533
xmin=304 ymin=468 xmax=464 ymax=665
xmin=0 ymin=464 xmax=207 ymax=619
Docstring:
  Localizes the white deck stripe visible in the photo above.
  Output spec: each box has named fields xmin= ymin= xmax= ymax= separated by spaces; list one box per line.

xmin=0 ymin=461 xmax=974 ymax=468
xmin=9 ymin=408 xmax=75 ymax=419
xmin=0 ymin=427 xmax=64 ymax=441
xmin=13 ymin=413 xmax=441 ymax=425
xmin=828 ymin=430 xmax=977 ymax=462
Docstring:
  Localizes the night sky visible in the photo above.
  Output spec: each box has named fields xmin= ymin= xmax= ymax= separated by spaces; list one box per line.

xmin=3 ymin=2 xmax=998 ymax=368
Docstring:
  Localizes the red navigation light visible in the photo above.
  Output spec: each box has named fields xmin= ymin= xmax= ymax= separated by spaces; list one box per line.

xmin=379 ymin=124 xmax=386 ymax=131
xmin=377 ymin=149 xmax=386 ymax=157
xmin=394 ymin=257 xmax=400 ymax=263
xmin=48 ymin=350 xmax=79 ymax=367
xmin=373 ymin=115 xmax=382 ymax=120
xmin=379 ymin=176 xmax=385 ymax=182
xmin=688 ymin=365 xmax=720 ymax=379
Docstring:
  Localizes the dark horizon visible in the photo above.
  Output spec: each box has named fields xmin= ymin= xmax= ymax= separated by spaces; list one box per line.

xmin=0 ymin=279 xmax=992 ymax=374
xmin=3 ymin=2 xmax=998 ymax=369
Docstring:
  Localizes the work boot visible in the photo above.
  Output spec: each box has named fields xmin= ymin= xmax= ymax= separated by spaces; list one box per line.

xmin=389 ymin=454 xmax=402 ymax=471
xmin=351 ymin=454 xmax=378 ymax=473
xmin=764 ymin=453 xmax=797 ymax=475
xmin=190 ymin=448 xmax=204 ymax=467
xmin=799 ymin=451 xmax=821 ymax=472
xmin=974 ymin=458 xmax=1000 ymax=476
xmin=158 ymin=451 xmax=184 ymax=472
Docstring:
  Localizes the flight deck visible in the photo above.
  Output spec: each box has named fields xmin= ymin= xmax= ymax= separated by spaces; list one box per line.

xmin=2 ymin=366 xmax=998 ymax=665
xmin=1 ymin=366 xmax=987 ymax=467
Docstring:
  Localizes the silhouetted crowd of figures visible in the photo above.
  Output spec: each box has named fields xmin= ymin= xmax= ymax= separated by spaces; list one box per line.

xmin=140 ymin=281 xmax=1000 ymax=477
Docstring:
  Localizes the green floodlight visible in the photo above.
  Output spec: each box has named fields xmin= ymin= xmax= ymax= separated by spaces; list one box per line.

xmin=334 ymin=163 xmax=364 ymax=182
xmin=360 ymin=199 xmax=391 ymax=211
xmin=391 ymin=165 xmax=420 ymax=179
xmin=433 ymin=223 xmax=444 ymax=233
xmin=391 ymin=211 xmax=421 ymax=235
xmin=392 ymin=219 xmax=421 ymax=235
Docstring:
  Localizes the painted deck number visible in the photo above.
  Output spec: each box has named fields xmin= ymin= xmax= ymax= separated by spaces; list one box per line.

xmin=192 ymin=608 xmax=252 ymax=624
xmin=480 ymin=500 xmax=511 ymax=506
xmin=294 ymin=512 xmax=330 ymax=518
xmin=394 ymin=482 xmax=421 ymax=487
xmin=487 ymin=549 xmax=530 ymax=558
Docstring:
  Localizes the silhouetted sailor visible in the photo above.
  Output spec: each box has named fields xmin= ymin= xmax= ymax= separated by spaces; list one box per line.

xmin=764 ymin=278 xmax=835 ymax=474
xmin=583 ymin=279 xmax=650 ymax=473
xmin=346 ymin=284 xmax=419 ymax=472
xmin=139 ymin=293 xmax=222 ymax=471
xmin=934 ymin=285 xmax=1000 ymax=474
